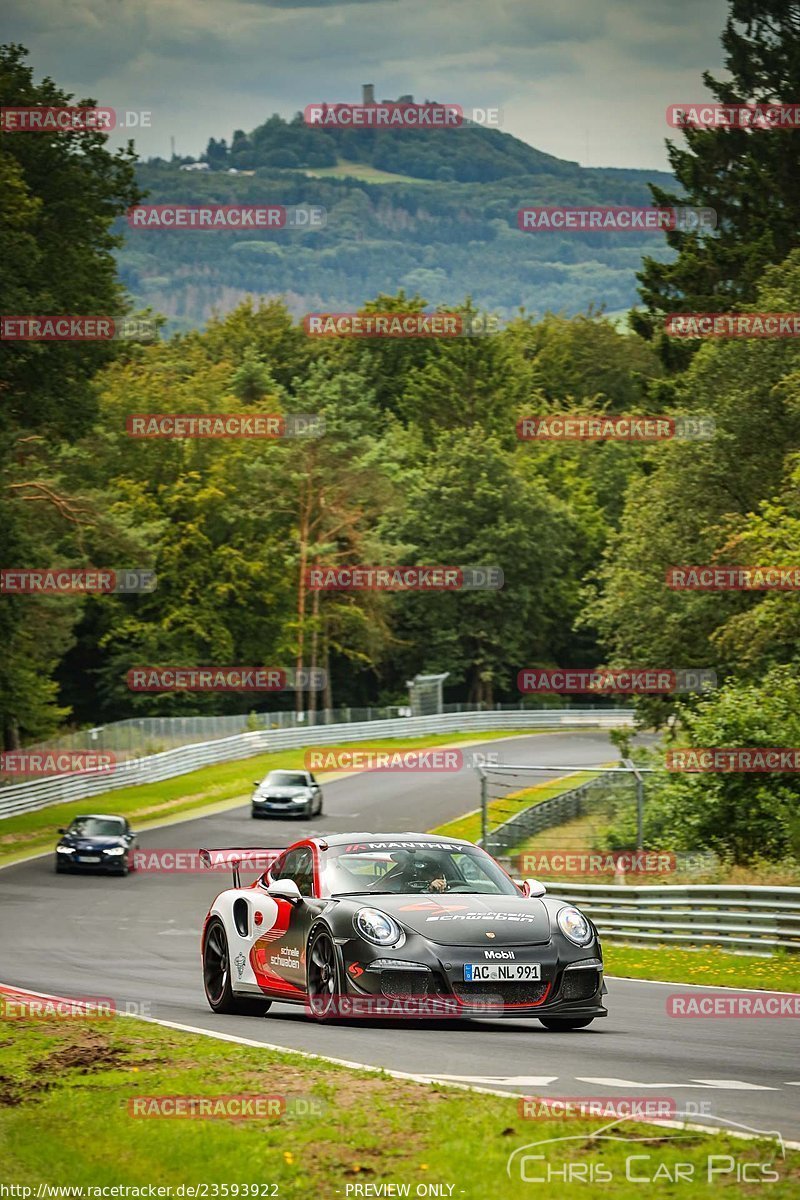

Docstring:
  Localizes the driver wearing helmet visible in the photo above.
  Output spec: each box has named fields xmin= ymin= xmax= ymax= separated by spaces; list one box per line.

xmin=382 ymin=850 xmax=448 ymax=892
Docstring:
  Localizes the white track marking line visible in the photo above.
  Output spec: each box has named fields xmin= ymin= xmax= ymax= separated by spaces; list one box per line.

xmin=578 ymin=1076 xmax=777 ymax=1090
xmin=691 ymin=1079 xmax=778 ymax=1090
xmin=414 ymin=1075 xmax=558 ymax=1086
xmin=605 ymin=975 xmax=800 ymax=995
xmin=2 ymin=981 xmax=798 ymax=1149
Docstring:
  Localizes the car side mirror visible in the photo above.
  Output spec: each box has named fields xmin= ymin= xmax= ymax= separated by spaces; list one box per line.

xmin=520 ymin=878 xmax=547 ymax=898
xmin=252 ymin=781 xmax=261 ymax=787
xmin=268 ymin=878 xmax=304 ymax=904
xmin=58 ymin=828 xmax=67 ymax=835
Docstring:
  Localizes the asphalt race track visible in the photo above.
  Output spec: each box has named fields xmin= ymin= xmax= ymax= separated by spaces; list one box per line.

xmin=1 ymin=731 xmax=798 ymax=1142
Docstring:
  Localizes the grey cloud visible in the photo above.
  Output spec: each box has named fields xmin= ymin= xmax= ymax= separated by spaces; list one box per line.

xmin=1 ymin=0 xmax=729 ymax=169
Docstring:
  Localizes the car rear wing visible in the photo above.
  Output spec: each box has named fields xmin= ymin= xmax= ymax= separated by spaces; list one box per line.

xmin=199 ymin=847 xmax=282 ymax=888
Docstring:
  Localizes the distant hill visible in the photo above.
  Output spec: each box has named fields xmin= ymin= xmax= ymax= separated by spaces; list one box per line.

xmin=118 ymin=106 xmax=677 ymax=332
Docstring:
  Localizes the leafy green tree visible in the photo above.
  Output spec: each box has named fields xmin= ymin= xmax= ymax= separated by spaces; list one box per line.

xmin=385 ymin=429 xmax=578 ymax=704
xmin=712 ymin=454 xmax=800 ymax=671
xmin=587 ymin=252 xmax=800 ymax=725
xmin=0 ymin=44 xmax=140 ymax=439
xmin=399 ymin=301 xmax=531 ymax=438
xmin=0 ymin=44 xmax=141 ymax=747
xmin=509 ymin=311 xmax=662 ymax=411
xmin=638 ymin=667 xmax=800 ymax=863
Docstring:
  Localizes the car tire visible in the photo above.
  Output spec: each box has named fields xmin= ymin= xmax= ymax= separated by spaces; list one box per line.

xmin=307 ymin=926 xmax=340 ymax=1021
xmin=539 ymin=1017 xmax=595 ymax=1031
xmin=202 ymin=917 xmax=272 ymax=1016
xmin=251 ymin=808 xmax=261 ymax=819
xmin=55 ymin=860 xmax=67 ymax=874
xmin=117 ymin=854 xmax=130 ymax=877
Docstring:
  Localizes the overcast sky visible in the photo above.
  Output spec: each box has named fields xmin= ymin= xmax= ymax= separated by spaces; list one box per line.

xmin=5 ymin=0 xmax=729 ymax=169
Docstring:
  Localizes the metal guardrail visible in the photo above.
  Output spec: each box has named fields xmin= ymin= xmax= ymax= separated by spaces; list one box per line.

xmin=542 ymin=882 xmax=800 ymax=953
xmin=17 ymin=701 xmax=621 ymax=761
xmin=487 ymin=773 xmax=800 ymax=955
xmin=484 ymin=772 xmax=616 ymax=856
xmin=0 ymin=708 xmax=635 ymax=819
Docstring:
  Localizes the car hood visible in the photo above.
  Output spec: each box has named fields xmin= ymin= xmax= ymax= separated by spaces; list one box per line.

xmin=256 ymin=786 xmax=306 ymax=797
xmin=61 ymin=836 xmax=125 ymax=849
xmin=362 ymin=894 xmax=552 ymax=946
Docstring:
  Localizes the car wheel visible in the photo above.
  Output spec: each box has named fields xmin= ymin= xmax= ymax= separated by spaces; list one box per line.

xmin=202 ymin=918 xmax=272 ymax=1016
xmin=118 ymin=854 xmax=130 ymax=876
xmin=307 ymin=927 xmax=340 ymax=1020
xmin=539 ymin=1017 xmax=595 ymax=1031
xmin=55 ymin=860 xmax=66 ymax=874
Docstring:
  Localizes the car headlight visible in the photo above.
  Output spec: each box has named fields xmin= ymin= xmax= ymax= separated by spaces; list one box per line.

xmin=105 ymin=846 xmax=126 ymax=856
xmin=354 ymin=908 xmax=404 ymax=947
xmin=57 ymin=846 xmax=75 ymax=854
xmin=292 ymin=791 xmax=312 ymax=802
xmin=557 ymin=906 xmax=594 ymax=946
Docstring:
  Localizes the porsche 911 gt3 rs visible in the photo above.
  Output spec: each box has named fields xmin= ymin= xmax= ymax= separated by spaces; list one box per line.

xmin=200 ymin=833 xmax=607 ymax=1027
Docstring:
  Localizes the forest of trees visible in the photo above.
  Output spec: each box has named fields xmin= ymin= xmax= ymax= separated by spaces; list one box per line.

xmin=2 ymin=0 xmax=800 ymax=864
xmin=119 ymin=159 xmax=674 ymax=331
xmin=120 ymin=111 xmax=676 ymax=330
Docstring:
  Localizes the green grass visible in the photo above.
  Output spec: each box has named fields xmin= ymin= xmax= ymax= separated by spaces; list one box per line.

xmin=605 ymin=944 xmax=800 ymax=992
xmin=1 ymin=1010 xmax=796 ymax=1197
xmin=0 ymin=731 xmax=527 ymax=867
xmin=430 ymin=769 xmax=598 ymax=843
xmin=304 ymin=160 xmax=421 ymax=183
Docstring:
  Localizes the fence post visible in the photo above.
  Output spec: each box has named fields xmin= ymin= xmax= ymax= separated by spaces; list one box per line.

xmin=624 ymin=758 xmax=645 ymax=851
xmin=479 ymin=768 xmax=488 ymax=848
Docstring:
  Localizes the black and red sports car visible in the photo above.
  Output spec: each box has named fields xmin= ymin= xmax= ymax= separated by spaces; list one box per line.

xmin=200 ymin=833 xmax=607 ymax=1027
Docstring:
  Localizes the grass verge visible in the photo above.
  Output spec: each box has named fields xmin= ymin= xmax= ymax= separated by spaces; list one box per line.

xmin=430 ymin=769 xmax=598 ymax=843
xmin=0 ymin=1008 xmax=796 ymax=1197
xmin=303 ymin=160 xmax=421 ymax=183
xmin=0 ymin=731 xmax=526 ymax=868
xmin=604 ymin=944 xmax=800 ymax=993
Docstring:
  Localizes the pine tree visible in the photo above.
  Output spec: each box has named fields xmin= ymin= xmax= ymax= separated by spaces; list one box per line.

xmin=633 ymin=1 xmax=800 ymax=364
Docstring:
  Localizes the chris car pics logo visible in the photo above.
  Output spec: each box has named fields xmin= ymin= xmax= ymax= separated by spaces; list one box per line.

xmin=506 ymin=1116 xmax=784 ymax=1184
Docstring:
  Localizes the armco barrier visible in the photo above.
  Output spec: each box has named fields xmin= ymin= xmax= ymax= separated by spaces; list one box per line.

xmin=540 ymin=882 xmax=800 ymax=953
xmin=484 ymin=772 xmax=615 ymax=856
xmin=0 ymin=708 xmax=634 ymax=819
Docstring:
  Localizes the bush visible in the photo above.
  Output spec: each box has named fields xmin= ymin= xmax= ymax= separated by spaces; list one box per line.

xmin=636 ymin=666 xmax=800 ymax=863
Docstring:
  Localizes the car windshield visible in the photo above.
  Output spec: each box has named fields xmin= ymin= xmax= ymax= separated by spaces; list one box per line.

xmin=68 ymin=817 xmax=125 ymax=838
xmin=321 ymin=843 xmax=519 ymax=897
xmin=265 ymin=772 xmax=308 ymax=787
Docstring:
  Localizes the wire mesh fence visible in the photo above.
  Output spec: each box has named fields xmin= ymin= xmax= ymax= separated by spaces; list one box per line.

xmin=4 ymin=701 xmax=630 ymax=780
xmin=479 ymin=763 xmax=718 ymax=886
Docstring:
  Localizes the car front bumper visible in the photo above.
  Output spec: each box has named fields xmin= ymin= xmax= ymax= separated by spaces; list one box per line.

xmin=339 ymin=939 xmax=607 ymax=1019
xmin=56 ymin=852 xmax=128 ymax=871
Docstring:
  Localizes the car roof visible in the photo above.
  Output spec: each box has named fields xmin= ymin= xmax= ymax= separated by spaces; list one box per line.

xmin=70 ymin=813 xmax=126 ymax=821
xmin=309 ymin=832 xmax=477 ymax=849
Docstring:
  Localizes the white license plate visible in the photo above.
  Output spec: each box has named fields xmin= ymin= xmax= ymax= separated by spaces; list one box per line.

xmin=463 ymin=963 xmax=541 ymax=982
xmin=77 ymin=856 xmax=101 ymax=863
